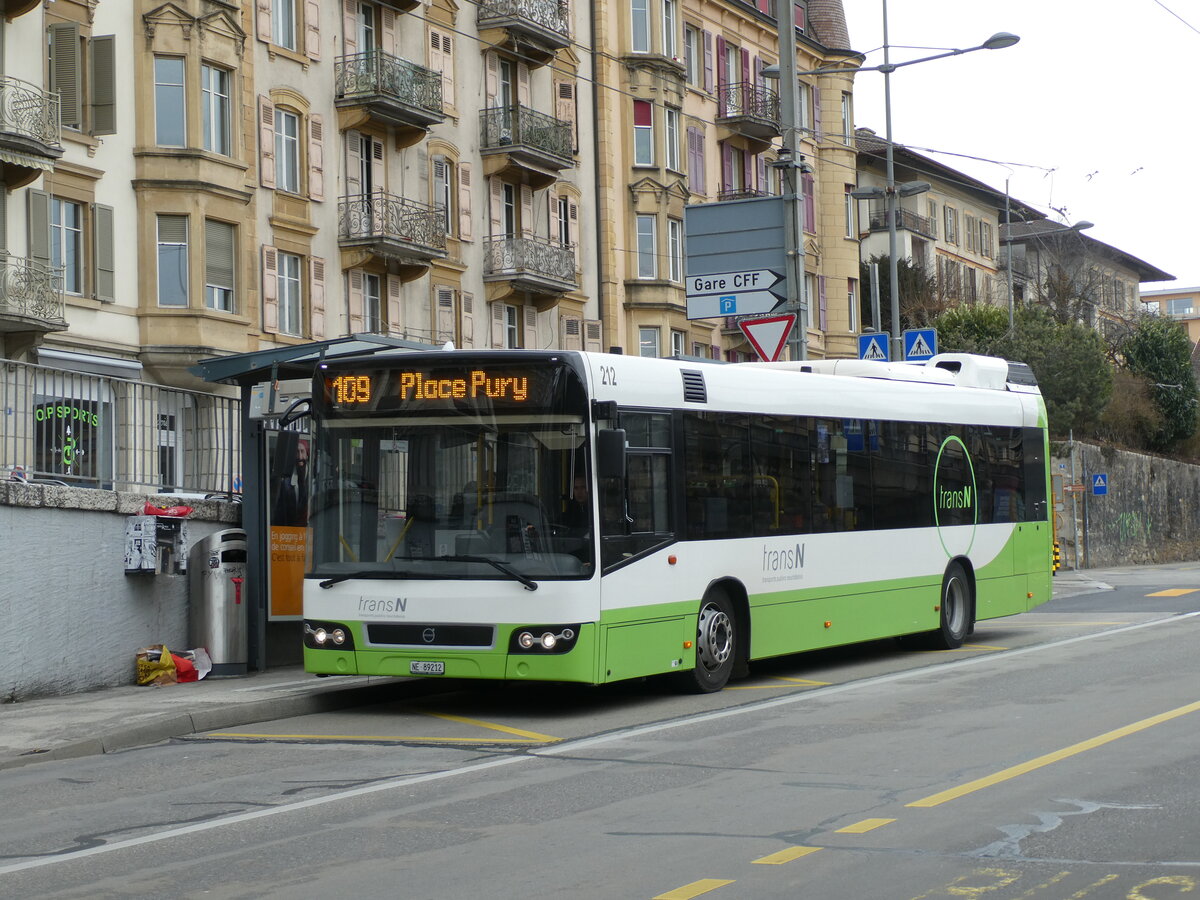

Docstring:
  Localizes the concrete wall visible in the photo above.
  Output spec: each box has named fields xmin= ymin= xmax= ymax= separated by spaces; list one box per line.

xmin=0 ymin=484 xmax=240 ymax=701
xmin=1052 ymin=441 xmax=1200 ymax=570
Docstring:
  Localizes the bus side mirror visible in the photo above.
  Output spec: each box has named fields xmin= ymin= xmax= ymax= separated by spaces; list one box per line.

xmin=596 ymin=429 xmax=627 ymax=480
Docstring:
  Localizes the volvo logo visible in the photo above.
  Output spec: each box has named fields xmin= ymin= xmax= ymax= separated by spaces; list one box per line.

xmin=422 ymin=627 xmax=436 ymax=643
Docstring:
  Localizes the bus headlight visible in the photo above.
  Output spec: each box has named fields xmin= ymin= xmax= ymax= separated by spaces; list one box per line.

xmin=510 ymin=625 xmax=580 ymax=654
xmin=304 ymin=620 xmax=355 ymax=650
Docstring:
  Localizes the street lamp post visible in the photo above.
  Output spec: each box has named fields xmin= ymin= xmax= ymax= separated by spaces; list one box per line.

xmin=802 ymin=5 xmax=1019 ymax=360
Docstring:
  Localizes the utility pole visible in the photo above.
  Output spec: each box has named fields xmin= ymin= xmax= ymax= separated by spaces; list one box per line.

xmin=777 ymin=0 xmax=807 ymax=361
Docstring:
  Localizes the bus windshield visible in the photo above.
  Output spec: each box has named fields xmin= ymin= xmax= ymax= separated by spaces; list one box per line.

xmin=309 ymin=358 xmax=594 ymax=582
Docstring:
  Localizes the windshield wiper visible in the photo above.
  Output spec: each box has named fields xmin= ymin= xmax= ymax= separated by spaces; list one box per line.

xmin=317 ymin=556 xmax=538 ymax=591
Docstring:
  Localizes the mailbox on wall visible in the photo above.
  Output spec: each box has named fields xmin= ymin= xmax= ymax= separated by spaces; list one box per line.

xmin=124 ymin=515 xmax=189 ymax=575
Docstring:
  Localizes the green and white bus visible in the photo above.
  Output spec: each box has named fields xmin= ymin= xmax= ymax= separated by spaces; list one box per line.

xmin=303 ymin=349 xmax=1052 ymax=692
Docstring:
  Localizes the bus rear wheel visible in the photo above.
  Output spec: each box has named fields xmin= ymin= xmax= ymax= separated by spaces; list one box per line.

xmin=677 ymin=590 xmax=737 ymax=693
xmin=931 ymin=561 xmax=972 ymax=650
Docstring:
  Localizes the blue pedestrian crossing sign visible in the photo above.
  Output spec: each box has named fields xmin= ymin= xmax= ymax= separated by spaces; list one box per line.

xmin=1092 ymin=473 xmax=1108 ymax=495
xmin=903 ymin=328 xmax=937 ymax=361
xmin=858 ymin=333 xmax=889 ymax=361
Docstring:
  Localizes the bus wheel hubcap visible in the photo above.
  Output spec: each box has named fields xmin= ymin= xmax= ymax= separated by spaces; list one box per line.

xmin=698 ymin=603 xmax=733 ymax=671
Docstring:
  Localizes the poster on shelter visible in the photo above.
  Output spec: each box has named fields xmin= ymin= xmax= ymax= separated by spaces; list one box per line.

xmin=268 ymin=432 xmax=309 ymax=620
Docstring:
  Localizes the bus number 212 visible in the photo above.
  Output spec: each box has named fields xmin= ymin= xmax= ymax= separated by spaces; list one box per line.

xmin=600 ymin=365 xmax=618 ymax=386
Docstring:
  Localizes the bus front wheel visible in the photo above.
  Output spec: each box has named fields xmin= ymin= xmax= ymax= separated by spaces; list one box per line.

xmin=931 ymin=561 xmax=972 ymax=650
xmin=678 ymin=590 xmax=737 ymax=693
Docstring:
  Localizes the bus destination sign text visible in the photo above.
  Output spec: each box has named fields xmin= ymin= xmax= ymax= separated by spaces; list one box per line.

xmin=399 ymin=370 xmax=529 ymax=402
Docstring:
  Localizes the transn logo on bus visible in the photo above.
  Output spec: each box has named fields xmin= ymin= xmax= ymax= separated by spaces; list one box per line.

xmin=763 ymin=542 xmax=805 ymax=573
xmin=358 ymin=596 xmax=408 ymax=615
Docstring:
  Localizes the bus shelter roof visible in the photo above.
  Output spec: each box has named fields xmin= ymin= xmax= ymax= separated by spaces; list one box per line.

xmin=190 ymin=334 xmax=439 ymax=387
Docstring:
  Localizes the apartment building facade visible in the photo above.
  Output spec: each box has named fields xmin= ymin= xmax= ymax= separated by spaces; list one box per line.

xmin=595 ymin=0 xmax=863 ymax=360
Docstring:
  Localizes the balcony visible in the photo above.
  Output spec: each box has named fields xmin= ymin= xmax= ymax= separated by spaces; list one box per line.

xmin=0 ymin=0 xmax=41 ymax=19
xmin=483 ymin=235 xmax=576 ymax=307
xmin=716 ymin=82 xmax=781 ymax=146
xmin=477 ymin=0 xmax=571 ymax=68
xmin=334 ymin=52 xmax=444 ymax=145
xmin=0 ymin=256 xmax=66 ymax=335
xmin=867 ymin=206 xmax=935 ymax=240
xmin=480 ymin=105 xmax=574 ymax=189
xmin=338 ymin=193 xmax=447 ymax=277
xmin=717 ymin=188 xmax=771 ymax=203
xmin=0 ymin=77 xmax=63 ymax=189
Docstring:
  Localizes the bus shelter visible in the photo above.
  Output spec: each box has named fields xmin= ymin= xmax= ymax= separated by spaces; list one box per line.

xmin=191 ymin=335 xmax=437 ymax=671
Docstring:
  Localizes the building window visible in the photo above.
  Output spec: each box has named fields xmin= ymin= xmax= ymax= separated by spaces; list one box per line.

xmin=277 ymin=251 xmax=302 ymax=335
xmin=157 ymin=214 xmax=189 ymax=307
xmin=665 ymin=107 xmax=680 ymax=171
xmin=433 ymin=155 xmax=453 ymax=234
xmin=668 ymin=218 xmax=683 ymax=283
xmin=632 ymin=0 xmax=650 ymax=53
xmin=636 ymin=214 xmax=657 ymax=279
xmin=844 ymin=185 xmax=856 ymax=238
xmin=202 ymin=64 xmax=231 ymax=155
xmin=51 ymin=198 xmax=83 ymax=295
xmin=49 ymin=26 xmax=116 ymax=136
xmin=663 ymin=0 xmax=678 ymax=59
xmin=927 ymin=200 xmax=938 ymax=239
xmin=204 ymin=219 xmax=235 ymax=312
xmin=980 ymin=221 xmax=993 ymax=259
xmin=272 ymin=0 xmax=296 ymax=50
xmin=557 ymin=196 xmax=571 ymax=246
xmin=944 ymin=206 xmax=958 ymax=244
xmin=364 ymin=272 xmax=382 ymax=333
xmin=639 ymin=326 xmax=660 ymax=358
xmin=841 ymin=91 xmax=853 ymax=143
xmin=798 ymin=81 xmax=811 ymax=132
xmin=503 ymin=303 xmax=520 ymax=347
xmin=847 ymin=277 xmax=859 ymax=332
xmin=671 ymin=329 xmax=685 ymax=357
xmin=275 ymin=108 xmax=300 ymax=194
xmin=154 ymin=57 xmax=186 ymax=147
xmin=684 ymin=25 xmax=700 ymax=85
xmin=501 ymin=182 xmax=517 ymax=237
xmin=633 ymin=100 xmax=654 ymax=166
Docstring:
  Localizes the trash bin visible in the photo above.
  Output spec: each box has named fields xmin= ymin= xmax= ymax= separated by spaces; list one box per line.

xmin=188 ymin=529 xmax=248 ymax=676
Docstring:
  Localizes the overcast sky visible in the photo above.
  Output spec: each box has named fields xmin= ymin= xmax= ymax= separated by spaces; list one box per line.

xmin=842 ymin=0 xmax=1199 ymax=290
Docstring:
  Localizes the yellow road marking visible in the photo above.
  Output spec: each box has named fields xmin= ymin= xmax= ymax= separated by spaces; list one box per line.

xmin=836 ymin=818 xmax=895 ymax=834
xmin=653 ymin=879 xmax=735 ymax=899
xmin=921 ymin=644 xmax=1007 ymax=653
xmin=728 ymin=675 xmax=832 ymax=689
xmin=752 ymin=845 xmax=822 ymax=865
xmin=996 ymin=621 xmax=1129 ymax=627
xmin=907 ymin=699 xmax=1200 ymax=808
xmin=1147 ymin=588 xmax=1199 ymax=597
xmin=421 ymin=711 xmax=560 ymax=743
xmin=205 ymin=733 xmax=548 ymax=744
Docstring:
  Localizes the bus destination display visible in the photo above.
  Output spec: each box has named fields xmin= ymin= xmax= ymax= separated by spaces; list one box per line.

xmin=323 ymin=366 xmax=557 ymax=412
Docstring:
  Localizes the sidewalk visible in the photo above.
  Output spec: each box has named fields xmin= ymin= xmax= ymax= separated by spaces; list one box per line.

xmin=0 ymin=569 xmax=1117 ymax=772
xmin=0 ymin=667 xmax=407 ymax=771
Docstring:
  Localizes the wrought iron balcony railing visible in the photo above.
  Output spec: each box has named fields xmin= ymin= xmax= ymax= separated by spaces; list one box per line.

xmin=338 ymin=193 xmax=447 ymax=254
xmin=0 ymin=255 xmax=65 ymax=325
xmin=334 ymin=51 xmax=443 ymax=116
xmin=0 ymin=76 xmax=62 ymax=149
xmin=483 ymin=235 xmax=576 ymax=286
xmin=867 ymin=206 xmax=935 ymax=239
xmin=480 ymin=104 xmax=573 ymax=163
xmin=477 ymin=0 xmax=570 ymax=41
xmin=716 ymin=82 xmax=780 ymax=124
xmin=717 ymin=188 xmax=771 ymax=202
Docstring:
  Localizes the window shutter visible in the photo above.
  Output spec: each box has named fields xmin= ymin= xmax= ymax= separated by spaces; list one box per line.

xmin=491 ymin=301 xmax=505 ymax=348
xmin=489 ymin=177 xmax=503 ymax=236
xmin=458 ymin=296 xmax=472 ymax=352
xmin=523 ymin=305 xmax=537 ymax=349
xmin=370 ymin=138 xmax=385 ymax=194
xmin=92 ymin=204 xmax=115 ymax=301
xmin=690 ymin=127 xmax=706 ymax=194
xmin=702 ymin=30 xmax=713 ymax=93
xmin=432 ymin=155 xmax=448 ymax=226
xmin=49 ymin=24 xmax=81 ymax=130
xmin=256 ymin=0 xmax=273 ymax=43
xmin=341 ymin=0 xmax=357 ymax=56
xmin=386 ymin=275 xmax=402 ymax=335
xmin=756 ymin=153 xmax=767 ymax=192
xmin=258 ymin=96 xmax=276 ymax=188
xmin=560 ymin=314 xmax=582 ymax=350
xmin=568 ymin=201 xmax=579 ymax=249
xmin=0 ymin=189 xmax=7 ymax=251
xmin=440 ymin=33 xmax=454 ymax=104
xmin=811 ymin=84 xmax=822 ymax=140
xmin=27 ymin=189 xmax=50 ymax=268
xmin=310 ymin=257 xmax=325 ymax=338
xmin=380 ymin=7 xmax=397 ymax=55
xmin=818 ymin=275 xmax=827 ymax=331
xmin=308 ymin=114 xmax=325 ymax=201
xmin=803 ymin=172 xmax=815 ymax=232
xmin=743 ymin=150 xmax=752 ymax=192
xmin=721 ymin=142 xmax=732 ymax=191
xmin=517 ymin=62 xmax=531 ymax=106
xmin=715 ymin=35 xmax=726 ymax=112
xmin=436 ymin=287 xmax=455 ymax=343
xmin=347 ymin=268 xmax=364 ymax=333
xmin=89 ymin=36 xmax=117 ymax=136
xmin=486 ymin=53 xmax=499 ymax=103
xmin=305 ymin=0 xmax=321 ymax=59
xmin=345 ymin=130 xmax=362 ymax=196
xmin=458 ymin=162 xmax=473 ymax=240
xmin=520 ymin=184 xmax=534 ymax=237
xmin=584 ymin=319 xmax=603 ymax=352
xmin=740 ymin=47 xmax=750 ymax=86
xmin=261 ymin=245 xmax=279 ymax=332
xmin=795 ymin=1 xmax=805 ymax=30
xmin=556 ymin=81 xmax=576 ymax=151
xmin=204 ymin=218 xmax=234 ymax=301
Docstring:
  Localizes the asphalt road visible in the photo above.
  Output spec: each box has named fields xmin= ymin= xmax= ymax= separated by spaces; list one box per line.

xmin=3 ymin=563 xmax=1200 ymax=899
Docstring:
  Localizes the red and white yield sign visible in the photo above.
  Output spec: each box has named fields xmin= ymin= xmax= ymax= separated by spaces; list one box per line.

xmin=739 ymin=314 xmax=797 ymax=361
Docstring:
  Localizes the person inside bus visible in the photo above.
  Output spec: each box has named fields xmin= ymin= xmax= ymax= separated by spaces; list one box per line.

xmin=560 ymin=474 xmax=591 ymax=537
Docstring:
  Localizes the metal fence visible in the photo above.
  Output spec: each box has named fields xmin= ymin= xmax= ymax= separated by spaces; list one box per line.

xmin=0 ymin=358 xmax=241 ymax=495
